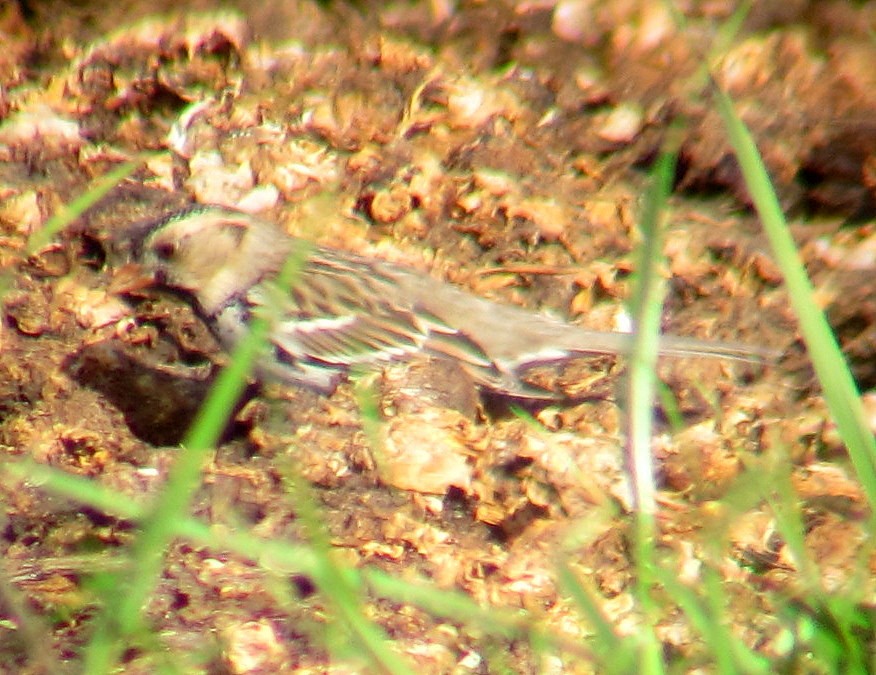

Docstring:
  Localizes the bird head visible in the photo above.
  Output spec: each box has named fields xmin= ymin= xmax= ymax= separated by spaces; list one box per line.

xmin=117 ymin=205 xmax=293 ymax=315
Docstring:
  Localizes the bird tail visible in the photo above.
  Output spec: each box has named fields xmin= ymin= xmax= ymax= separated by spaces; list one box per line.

xmin=445 ymin=324 xmax=778 ymax=399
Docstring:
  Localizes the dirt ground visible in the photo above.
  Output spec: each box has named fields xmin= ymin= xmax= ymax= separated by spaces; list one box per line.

xmin=1 ymin=0 xmax=875 ymax=672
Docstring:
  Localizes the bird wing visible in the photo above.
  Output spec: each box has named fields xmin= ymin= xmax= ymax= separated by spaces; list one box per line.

xmin=267 ymin=249 xmax=620 ymax=396
xmin=246 ymin=249 xmax=497 ymax=377
xmin=243 ymin=243 xmax=773 ymax=397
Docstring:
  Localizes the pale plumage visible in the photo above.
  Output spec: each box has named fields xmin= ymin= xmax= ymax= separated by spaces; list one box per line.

xmin=124 ymin=205 xmax=772 ymax=398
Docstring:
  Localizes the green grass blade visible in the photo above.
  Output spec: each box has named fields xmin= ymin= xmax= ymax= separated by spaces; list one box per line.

xmin=657 ymin=564 xmax=770 ymax=674
xmin=25 ymin=160 xmax=141 ymax=255
xmin=555 ymin=558 xmax=635 ymax=673
xmin=81 ymin=242 xmax=312 ymax=672
xmin=0 ymin=160 xmax=141 ymax=300
xmin=627 ymin=134 xmax=679 ymax=516
xmin=282 ymin=467 xmax=413 ymax=675
xmin=713 ymin=84 xmax=876 ymax=514
xmin=625 ymin=132 xmax=683 ymax=675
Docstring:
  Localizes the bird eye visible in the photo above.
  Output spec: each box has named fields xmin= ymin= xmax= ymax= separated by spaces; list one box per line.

xmin=153 ymin=241 xmax=177 ymax=260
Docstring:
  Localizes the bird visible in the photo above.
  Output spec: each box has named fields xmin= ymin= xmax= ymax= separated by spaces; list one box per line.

xmin=114 ymin=204 xmax=774 ymax=398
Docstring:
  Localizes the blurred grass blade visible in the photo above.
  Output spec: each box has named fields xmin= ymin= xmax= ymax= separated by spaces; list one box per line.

xmin=555 ymin=559 xmax=634 ymax=674
xmin=25 ymin=160 xmax=141 ymax=255
xmin=0 ymin=160 xmax=140 ymax=300
xmin=282 ymin=466 xmax=412 ymax=675
xmin=83 ymin=241 xmax=312 ymax=673
xmin=657 ymin=565 xmax=770 ymax=674
xmin=624 ymin=131 xmax=683 ymax=675
xmin=713 ymin=84 xmax=876 ymax=512
xmin=627 ymin=135 xmax=679 ymax=516
xmin=3 ymin=459 xmax=144 ymax=520
xmin=365 ymin=569 xmax=593 ymax=662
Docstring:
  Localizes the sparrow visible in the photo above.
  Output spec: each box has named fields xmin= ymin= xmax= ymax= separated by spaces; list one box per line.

xmin=116 ymin=204 xmax=773 ymax=398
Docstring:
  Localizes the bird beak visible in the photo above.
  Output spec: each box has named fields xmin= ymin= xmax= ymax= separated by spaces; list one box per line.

xmin=109 ymin=263 xmax=156 ymax=295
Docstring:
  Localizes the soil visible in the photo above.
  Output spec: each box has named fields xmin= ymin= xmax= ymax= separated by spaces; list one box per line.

xmin=0 ymin=0 xmax=875 ymax=672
